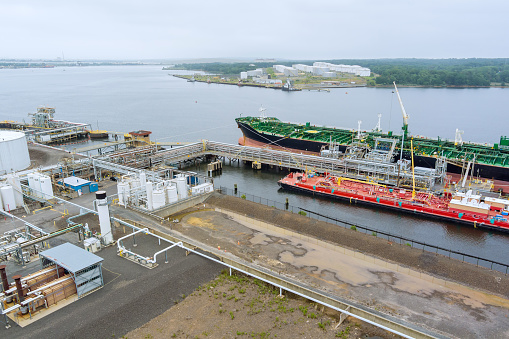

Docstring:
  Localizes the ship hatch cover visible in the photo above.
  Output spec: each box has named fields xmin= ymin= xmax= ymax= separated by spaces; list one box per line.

xmin=304 ymin=130 xmax=321 ymax=134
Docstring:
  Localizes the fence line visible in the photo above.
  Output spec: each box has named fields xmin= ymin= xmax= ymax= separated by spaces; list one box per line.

xmin=219 ymin=186 xmax=509 ymax=275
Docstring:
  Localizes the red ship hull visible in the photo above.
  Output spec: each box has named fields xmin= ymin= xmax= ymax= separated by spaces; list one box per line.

xmin=278 ymin=173 xmax=509 ymax=233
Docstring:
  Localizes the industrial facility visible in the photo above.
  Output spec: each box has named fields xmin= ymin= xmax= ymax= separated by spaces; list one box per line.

xmin=293 ymin=62 xmax=371 ymax=77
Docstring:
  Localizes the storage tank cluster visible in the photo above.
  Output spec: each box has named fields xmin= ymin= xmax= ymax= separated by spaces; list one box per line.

xmin=117 ymin=172 xmax=213 ymax=211
xmin=0 ymin=173 xmax=25 ymax=211
xmin=27 ymin=172 xmax=54 ymax=200
xmin=292 ymin=62 xmax=371 ymax=77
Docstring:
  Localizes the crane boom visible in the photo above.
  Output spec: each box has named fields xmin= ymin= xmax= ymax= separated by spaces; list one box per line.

xmin=393 ymin=81 xmax=409 ymax=128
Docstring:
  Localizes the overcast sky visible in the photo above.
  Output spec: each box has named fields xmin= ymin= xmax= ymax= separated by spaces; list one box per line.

xmin=1 ymin=0 xmax=507 ymax=60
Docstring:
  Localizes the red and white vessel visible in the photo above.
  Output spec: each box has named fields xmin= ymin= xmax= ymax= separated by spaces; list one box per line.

xmin=278 ymin=172 xmax=509 ymax=232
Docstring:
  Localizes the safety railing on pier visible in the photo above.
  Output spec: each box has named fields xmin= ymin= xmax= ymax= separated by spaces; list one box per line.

xmin=110 ymin=140 xmax=441 ymax=188
xmin=218 ymin=186 xmax=509 ymax=275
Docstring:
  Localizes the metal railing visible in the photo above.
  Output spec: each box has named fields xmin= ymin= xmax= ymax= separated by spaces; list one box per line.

xmin=219 ymin=186 xmax=509 ymax=275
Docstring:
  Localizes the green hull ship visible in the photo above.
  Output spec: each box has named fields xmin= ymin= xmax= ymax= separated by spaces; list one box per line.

xmin=236 ymin=85 xmax=509 ymax=183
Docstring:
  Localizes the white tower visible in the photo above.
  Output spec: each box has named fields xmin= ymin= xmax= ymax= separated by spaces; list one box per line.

xmin=95 ymin=191 xmax=113 ymax=244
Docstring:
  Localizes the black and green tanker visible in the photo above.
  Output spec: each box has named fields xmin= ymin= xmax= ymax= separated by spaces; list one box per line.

xmin=236 ymin=116 xmax=509 ymax=182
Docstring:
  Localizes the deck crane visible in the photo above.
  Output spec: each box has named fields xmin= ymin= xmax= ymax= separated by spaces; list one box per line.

xmin=393 ymin=81 xmax=409 ymax=139
xmin=393 ymin=81 xmax=409 ymax=161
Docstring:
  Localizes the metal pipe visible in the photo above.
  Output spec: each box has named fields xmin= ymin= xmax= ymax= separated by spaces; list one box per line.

xmin=26 ymin=276 xmax=72 ymax=296
xmin=13 ymin=275 xmax=24 ymax=303
xmin=0 ymin=265 xmax=9 ymax=292
xmin=149 ymin=242 xmax=182 ymax=264
xmin=116 ymin=228 xmax=149 ymax=252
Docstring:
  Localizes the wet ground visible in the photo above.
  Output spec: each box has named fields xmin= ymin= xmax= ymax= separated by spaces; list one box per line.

xmin=164 ymin=194 xmax=509 ymax=339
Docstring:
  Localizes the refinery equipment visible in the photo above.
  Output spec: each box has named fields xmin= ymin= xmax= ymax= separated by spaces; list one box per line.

xmin=1 ymin=243 xmax=104 ymax=325
xmin=116 ymin=170 xmax=213 ymax=212
xmin=95 ymin=191 xmax=113 ymax=245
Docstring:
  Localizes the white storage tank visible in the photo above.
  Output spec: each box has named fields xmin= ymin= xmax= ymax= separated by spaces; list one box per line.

xmin=166 ymin=186 xmax=178 ymax=204
xmin=39 ymin=174 xmax=53 ymax=199
xmin=27 ymin=173 xmax=40 ymax=198
xmin=6 ymin=173 xmax=23 ymax=207
xmin=152 ymin=189 xmax=166 ymax=209
xmin=0 ymin=131 xmax=30 ymax=174
xmin=146 ymin=181 xmax=153 ymax=210
xmin=1 ymin=185 xmax=16 ymax=211
xmin=117 ymin=181 xmax=130 ymax=206
xmin=33 ymin=174 xmax=42 ymax=198
xmin=191 ymin=183 xmax=214 ymax=195
xmin=176 ymin=176 xmax=188 ymax=200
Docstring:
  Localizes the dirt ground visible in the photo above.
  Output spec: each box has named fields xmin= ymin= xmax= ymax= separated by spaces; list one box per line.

xmin=125 ymin=270 xmax=397 ymax=339
xmin=28 ymin=143 xmax=81 ymax=168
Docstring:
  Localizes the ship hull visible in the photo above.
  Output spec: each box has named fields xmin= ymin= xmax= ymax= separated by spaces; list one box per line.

xmin=237 ymin=121 xmax=509 ymax=183
xmin=278 ymin=180 xmax=509 ymax=233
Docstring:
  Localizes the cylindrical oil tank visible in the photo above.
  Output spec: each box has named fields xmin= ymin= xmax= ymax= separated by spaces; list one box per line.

xmin=146 ymin=181 xmax=153 ymax=210
xmin=0 ymin=131 xmax=30 ymax=174
xmin=166 ymin=186 xmax=178 ymax=204
xmin=176 ymin=176 xmax=188 ymax=200
xmin=1 ymin=185 xmax=16 ymax=211
xmin=27 ymin=173 xmax=40 ymax=198
xmin=39 ymin=175 xmax=53 ymax=199
xmin=152 ymin=189 xmax=165 ymax=209
xmin=6 ymin=173 xmax=23 ymax=207
xmin=117 ymin=181 xmax=130 ymax=206
xmin=33 ymin=174 xmax=42 ymax=198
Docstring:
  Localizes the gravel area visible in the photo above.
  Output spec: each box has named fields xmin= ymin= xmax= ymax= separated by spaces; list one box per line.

xmin=205 ymin=193 xmax=509 ymax=298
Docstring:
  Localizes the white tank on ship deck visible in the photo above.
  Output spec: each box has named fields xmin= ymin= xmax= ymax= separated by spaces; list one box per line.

xmin=0 ymin=131 xmax=30 ymax=174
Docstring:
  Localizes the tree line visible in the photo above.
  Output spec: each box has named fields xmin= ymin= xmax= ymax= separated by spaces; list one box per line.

xmin=175 ymin=59 xmax=509 ymax=87
xmin=327 ymin=58 xmax=509 ymax=86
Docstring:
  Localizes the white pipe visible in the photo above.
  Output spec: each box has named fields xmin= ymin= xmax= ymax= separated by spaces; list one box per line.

xmin=2 ymin=304 xmax=20 ymax=314
xmin=20 ymin=294 xmax=45 ymax=306
xmin=149 ymin=242 xmax=182 ymax=264
xmin=21 ymin=266 xmax=57 ymax=283
xmin=116 ymin=228 xmax=149 ymax=252
xmin=26 ymin=276 xmax=72 ymax=296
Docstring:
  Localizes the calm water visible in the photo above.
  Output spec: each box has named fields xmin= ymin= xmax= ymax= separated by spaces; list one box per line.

xmin=1 ymin=65 xmax=509 ymax=265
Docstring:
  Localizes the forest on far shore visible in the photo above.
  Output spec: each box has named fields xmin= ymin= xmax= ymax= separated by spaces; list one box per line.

xmin=175 ymin=58 xmax=509 ymax=87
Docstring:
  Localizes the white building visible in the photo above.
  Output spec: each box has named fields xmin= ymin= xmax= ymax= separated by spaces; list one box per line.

xmin=312 ymin=62 xmax=371 ymax=77
xmin=240 ymin=72 xmax=248 ymax=80
xmin=273 ymin=65 xmax=298 ymax=77
xmin=253 ymin=78 xmax=283 ymax=85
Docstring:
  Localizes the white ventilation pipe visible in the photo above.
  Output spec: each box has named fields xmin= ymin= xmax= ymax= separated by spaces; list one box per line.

xmin=95 ymin=191 xmax=113 ymax=244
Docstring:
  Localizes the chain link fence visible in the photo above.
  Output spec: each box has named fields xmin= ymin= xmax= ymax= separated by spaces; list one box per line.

xmin=219 ymin=186 xmax=509 ymax=274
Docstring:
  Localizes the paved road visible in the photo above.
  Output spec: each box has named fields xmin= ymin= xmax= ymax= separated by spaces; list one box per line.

xmin=1 ymin=233 xmax=222 ymax=339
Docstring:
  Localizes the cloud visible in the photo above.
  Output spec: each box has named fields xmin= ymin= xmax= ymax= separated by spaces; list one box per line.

xmin=0 ymin=0 xmax=507 ymax=59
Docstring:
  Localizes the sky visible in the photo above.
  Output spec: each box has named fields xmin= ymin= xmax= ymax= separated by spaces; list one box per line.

xmin=1 ymin=0 xmax=508 ymax=60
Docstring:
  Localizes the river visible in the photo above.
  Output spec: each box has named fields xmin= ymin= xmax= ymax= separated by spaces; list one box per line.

xmin=1 ymin=65 xmax=508 ymax=266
